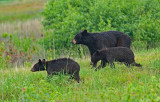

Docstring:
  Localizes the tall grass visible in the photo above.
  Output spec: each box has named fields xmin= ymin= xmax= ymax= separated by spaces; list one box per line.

xmin=0 ymin=48 xmax=160 ymax=101
xmin=0 ymin=19 xmax=43 ymax=36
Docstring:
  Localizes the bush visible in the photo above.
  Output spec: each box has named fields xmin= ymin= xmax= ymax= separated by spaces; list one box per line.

xmin=42 ymin=0 xmax=160 ymax=50
xmin=1 ymin=33 xmax=46 ymax=68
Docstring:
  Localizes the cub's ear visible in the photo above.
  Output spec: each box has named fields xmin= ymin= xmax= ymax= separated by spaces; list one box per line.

xmin=42 ymin=59 xmax=46 ymax=63
xmin=38 ymin=59 xmax=42 ymax=63
xmin=83 ymin=29 xmax=87 ymax=33
xmin=82 ymin=29 xmax=87 ymax=36
xmin=96 ymin=50 xmax=100 ymax=55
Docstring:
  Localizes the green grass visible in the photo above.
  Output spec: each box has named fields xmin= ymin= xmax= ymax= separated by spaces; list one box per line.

xmin=0 ymin=0 xmax=160 ymax=101
xmin=0 ymin=10 xmax=42 ymax=23
xmin=0 ymin=48 xmax=160 ymax=102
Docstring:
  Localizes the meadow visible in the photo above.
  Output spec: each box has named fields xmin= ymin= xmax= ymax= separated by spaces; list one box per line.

xmin=0 ymin=0 xmax=160 ymax=101
xmin=0 ymin=48 xmax=160 ymax=101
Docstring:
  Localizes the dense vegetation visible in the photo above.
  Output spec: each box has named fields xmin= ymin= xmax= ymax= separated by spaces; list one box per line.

xmin=0 ymin=0 xmax=160 ymax=101
xmin=42 ymin=0 xmax=160 ymax=50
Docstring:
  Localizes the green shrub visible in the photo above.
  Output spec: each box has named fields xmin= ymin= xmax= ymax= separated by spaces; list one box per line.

xmin=42 ymin=0 xmax=160 ymax=50
xmin=0 ymin=42 xmax=11 ymax=69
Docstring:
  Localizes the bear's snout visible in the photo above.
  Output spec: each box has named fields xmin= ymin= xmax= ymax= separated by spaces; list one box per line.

xmin=71 ymin=39 xmax=76 ymax=44
xmin=31 ymin=68 xmax=36 ymax=72
xmin=90 ymin=61 xmax=93 ymax=65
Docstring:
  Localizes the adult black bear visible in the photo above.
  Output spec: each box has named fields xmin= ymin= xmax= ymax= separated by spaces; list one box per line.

xmin=90 ymin=47 xmax=142 ymax=70
xmin=71 ymin=29 xmax=131 ymax=68
xmin=31 ymin=58 xmax=80 ymax=83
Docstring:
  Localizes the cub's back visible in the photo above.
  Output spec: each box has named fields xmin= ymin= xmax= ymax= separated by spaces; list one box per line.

xmin=48 ymin=58 xmax=80 ymax=70
xmin=103 ymin=47 xmax=134 ymax=57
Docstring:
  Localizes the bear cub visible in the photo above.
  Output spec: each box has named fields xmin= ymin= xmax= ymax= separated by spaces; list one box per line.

xmin=31 ymin=58 xmax=80 ymax=83
xmin=90 ymin=47 xmax=142 ymax=70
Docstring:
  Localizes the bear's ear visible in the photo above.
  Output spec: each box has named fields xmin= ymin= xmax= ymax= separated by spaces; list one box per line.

xmin=38 ymin=59 xmax=42 ymax=63
xmin=42 ymin=59 xmax=46 ymax=63
xmin=96 ymin=50 xmax=100 ymax=55
xmin=82 ymin=29 xmax=87 ymax=36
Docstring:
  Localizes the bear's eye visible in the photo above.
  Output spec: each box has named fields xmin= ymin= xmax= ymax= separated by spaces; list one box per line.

xmin=75 ymin=35 xmax=81 ymax=40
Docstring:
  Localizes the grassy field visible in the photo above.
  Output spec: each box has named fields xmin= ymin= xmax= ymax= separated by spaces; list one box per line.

xmin=0 ymin=0 xmax=46 ymax=23
xmin=0 ymin=48 xmax=160 ymax=101
xmin=0 ymin=0 xmax=47 ymax=69
xmin=0 ymin=0 xmax=160 ymax=101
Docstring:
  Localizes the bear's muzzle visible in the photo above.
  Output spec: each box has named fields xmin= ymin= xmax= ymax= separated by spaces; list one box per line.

xmin=31 ymin=68 xmax=36 ymax=72
xmin=90 ymin=61 xmax=93 ymax=65
xmin=71 ymin=39 xmax=76 ymax=44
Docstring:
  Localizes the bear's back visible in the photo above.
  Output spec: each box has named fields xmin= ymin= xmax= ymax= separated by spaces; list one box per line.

xmin=47 ymin=58 xmax=80 ymax=71
xmin=102 ymin=47 xmax=134 ymax=59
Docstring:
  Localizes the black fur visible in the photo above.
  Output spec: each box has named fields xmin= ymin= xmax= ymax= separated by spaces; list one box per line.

xmin=31 ymin=58 xmax=80 ymax=83
xmin=91 ymin=47 xmax=142 ymax=70
xmin=71 ymin=30 xmax=131 ymax=67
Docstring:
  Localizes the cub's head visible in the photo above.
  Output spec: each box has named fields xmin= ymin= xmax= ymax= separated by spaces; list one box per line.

xmin=71 ymin=29 xmax=88 ymax=44
xmin=31 ymin=59 xmax=46 ymax=72
xmin=90 ymin=50 xmax=101 ymax=67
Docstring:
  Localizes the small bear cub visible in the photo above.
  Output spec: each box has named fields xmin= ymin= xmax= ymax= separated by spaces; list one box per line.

xmin=90 ymin=47 xmax=142 ymax=70
xmin=31 ymin=58 xmax=80 ymax=83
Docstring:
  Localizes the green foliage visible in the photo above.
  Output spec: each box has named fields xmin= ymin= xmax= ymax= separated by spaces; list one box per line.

xmin=0 ymin=32 xmax=46 ymax=68
xmin=42 ymin=0 xmax=160 ymax=50
xmin=24 ymin=61 xmax=32 ymax=68
xmin=12 ymin=35 xmax=34 ymax=52
xmin=2 ymin=33 xmax=8 ymax=38
xmin=0 ymin=42 xmax=5 ymax=56
xmin=0 ymin=1 xmax=160 ymax=101
xmin=39 ymin=30 xmax=89 ymax=57
xmin=39 ymin=30 xmax=54 ymax=50
xmin=0 ymin=42 xmax=11 ymax=69
xmin=0 ymin=42 xmax=6 ymax=69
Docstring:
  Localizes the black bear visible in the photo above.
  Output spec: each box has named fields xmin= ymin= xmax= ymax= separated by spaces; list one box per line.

xmin=31 ymin=58 xmax=80 ymax=83
xmin=71 ymin=30 xmax=131 ymax=68
xmin=90 ymin=47 xmax=142 ymax=70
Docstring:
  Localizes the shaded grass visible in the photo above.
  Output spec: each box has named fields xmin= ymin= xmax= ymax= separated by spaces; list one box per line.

xmin=0 ymin=48 xmax=160 ymax=101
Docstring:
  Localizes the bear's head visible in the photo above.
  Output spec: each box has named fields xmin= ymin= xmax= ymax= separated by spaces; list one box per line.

xmin=71 ymin=29 xmax=88 ymax=44
xmin=31 ymin=59 xmax=46 ymax=72
xmin=90 ymin=50 xmax=101 ymax=67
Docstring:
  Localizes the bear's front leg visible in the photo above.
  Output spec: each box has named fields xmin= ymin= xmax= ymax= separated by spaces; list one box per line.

xmin=90 ymin=62 xmax=97 ymax=69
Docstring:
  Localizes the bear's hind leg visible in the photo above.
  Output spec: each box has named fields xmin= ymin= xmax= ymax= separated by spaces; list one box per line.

xmin=110 ymin=62 xmax=115 ymax=68
xmin=74 ymin=71 xmax=80 ymax=83
xmin=124 ymin=62 xmax=130 ymax=68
